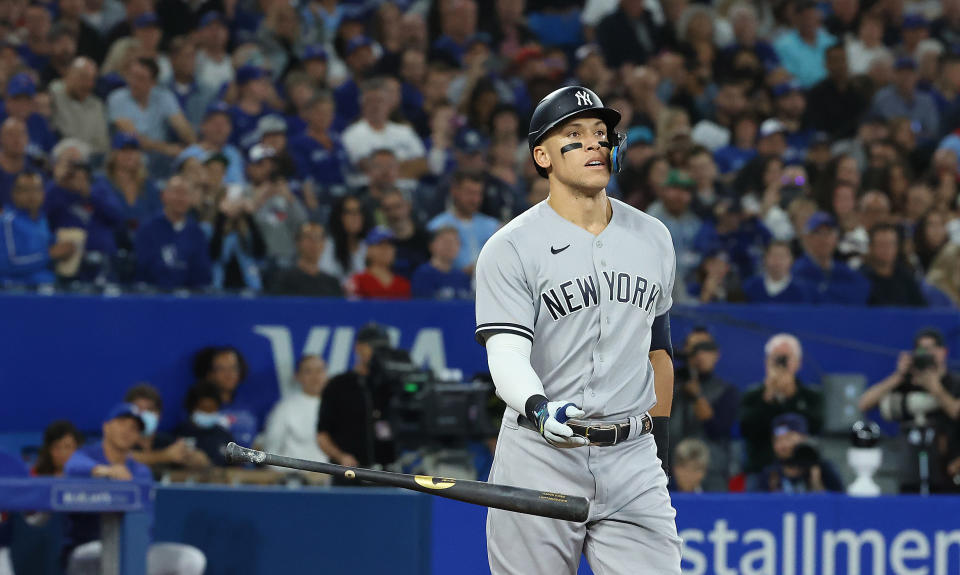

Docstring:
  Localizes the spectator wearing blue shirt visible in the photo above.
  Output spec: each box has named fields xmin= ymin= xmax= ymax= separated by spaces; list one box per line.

xmin=0 ymin=73 xmax=57 ymax=158
xmin=427 ymin=171 xmax=499 ymax=274
xmin=693 ymin=198 xmax=771 ymax=280
xmin=107 ymin=57 xmax=196 ymax=177
xmin=134 ymin=175 xmax=212 ymax=289
xmin=0 ymin=172 xmax=75 ymax=286
xmin=166 ymin=36 xmax=220 ymax=129
xmin=743 ymin=240 xmax=813 ymax=303
xmin=0 ymin=118 xmax=30 ymax=207
xmin=333 ymin=36 xmax=378 ymax=132
xmin=63 ymin=403 xmax=207 ymax=575
xmin=870 ymin=57 xmax=940 ymax=144
xmin=177 ymin=102 xmax=246 ymax=185
xmin=411 ymin=226 xmax=473 ymax=300
xmin=771 ymin=82 xmax=813 ymax=164
xmin=714 ymin=114 xmax=758 ymax=175
xmin=17 ymin=5 xmax=51 ymax=71
xmin=290 ymin=92 xmax=350 ymax=193
xmin=772 ymin=1 xmax=836 ymax=88
xmin=193 ymin=346 xmax=260 ymax=448
xmin=721 ymin=3 xmax=780 ymax=72
xmin=45 ymin=139 xmax=125 ymax=279
xmin=792 ymin=212 xmax=870 ymax=305
xmin=229 ymin=65 xmax=278 ymax=149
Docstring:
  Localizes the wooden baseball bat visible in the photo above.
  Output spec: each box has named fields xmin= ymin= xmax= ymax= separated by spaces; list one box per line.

xmin=225 ymin=442 xmax=589 ymax=522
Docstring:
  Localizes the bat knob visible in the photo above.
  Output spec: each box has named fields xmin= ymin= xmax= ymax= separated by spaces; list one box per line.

xmin=224 ymin=442 xmax=241 ymax=463
xmin=224 ymin=442 xmax=266 ymax=465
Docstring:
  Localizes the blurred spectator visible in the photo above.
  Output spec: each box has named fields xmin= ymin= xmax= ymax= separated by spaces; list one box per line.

xmin=64 ymin=403 xmax=207 ymax=575
xmin=2 ymin=73 xmax=57 ymax=157
xmin=334 ymin=36 xmax=379 ymax=130
xmin=255 ymin=115 xmax=295 ymax=179
xmin=166 ymin=36 xmax=217 ymax=128
xmin=290 ymin=92 xmax=350 ymax=194
xmin=671 ymin=328 xmax=739 ymax=491
xmin=342 ymin=77 xmax=427 ymax=185
xmin=96 ymin=133 xmax=161 ymax=250
xmin=33 ymin=420 xmax=83 ymax=476
xmin=134 ymin=175 xmax=212 ymax=289
xmin=754 ymin=413 xmax=844 ymax=493
xmin=913 ymin=211 xmax=951 ymax=274
xmin=263 ymin=355 xmax=330 ymax=465
xmin=741 ymin=333 xmax=823 ymax=475
xmin=359 ymin=148 xmax=402 ymax=219
xmin=0 ymin=172 xmax=75 ymax=286
xmin=932 ymin=0 xmax=960 ymax=47
xmin=0 ymin=117 xmax=31 ymax=207
xmin=229 ymin=65 xmax=278 ymax=150
xmin=687 ymin=251 xmax=744 ymax=303
xmin=870 ymin=57 xmax=939 ymax=143
xmin=193 ymin=346 xmax=258 ymax=447
xmin=172 ymin=382 xmax=236 ymax=468
xmin=125 ymin=383 xmax=209 ymax=473
xmin=248 ymin=144 xmax=307 ymax=267
xmin=791 ymin=211 xmax=870 ymax=304
xmin=320 ymin=195 xmax=371 ymax=282
xmin=345 ymin=226 xmax=411 ymax=299
xmin=49 ymin=57 xmax=110 ymax=157
xmin=427 ymin=170 xmax=499 ymax=275
xmin=178 ymin=102 xmax=246 ymax=186
xmin=693 ymin=197 xmax=771 ymax=279
xmin=687 ymin=146 xmax=726 ymax=219
xmin=380 ymin=188 xmax=430 ymax=279
xmin=831 ymin=181 xmax=867 ymax=266
xmin=209 ymin=184 xmax=266 ymax=292
xmin=268 ymin=222 xmax=343 ymax=297
xmin=318 ymin=324 xmax=395 ymax=479
xmin=194 ymin=12 xmax=234 ymax=93
xmin=668 ymin=438 xmax=710 ymax=494
xmin=646 ymin=169 xmax=702 ymax=294
xmin=927 ymin=243 xmax=960 ymax=306
xmin=743 ymin=240 xmax=813 ymax=303
xmin=714 ymin=114 xmax=758 ymax=176
xmin=863 ymin=222 xmax=926 ymax=307
xmin=846 ymin=13 xmax=892 ymax=77
xmin=772 ymin=0 xmax=835 ymax=88
xmin=55 ymin=0 xmax=105 ymax=65
xmin=18 ymin=4 xmax=52 ymax=71
xmin=771 ymin=82 xmax=812 ymax=162
xmin=45 ymin=138 xmax=124 ymax=282
xmin=595 ymin=0 xmax=663 ymax=69
xmin=806 ymin=43 xmax=869 ymax=140
xmin=411 ymin=225 xmax=472 ymax=300
xmin=257 ymin=1 xmax=304 ymax=82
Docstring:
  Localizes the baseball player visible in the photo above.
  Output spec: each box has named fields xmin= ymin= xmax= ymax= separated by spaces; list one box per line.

xmin=475 ymin=86 xmax=682 ymax=573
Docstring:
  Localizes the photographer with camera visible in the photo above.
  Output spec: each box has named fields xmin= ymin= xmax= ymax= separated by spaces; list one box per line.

xmin=858 ymin=327 xmax=960 ymax=493
xmin=317 ymin=324 xmax=397 ymax=484
xmin=671 ymin=327 xmax=740 ymax=491
xmin=741 ymin=333 xmax=824 ymax=477
xmin=754 ymin=413 xmax=844 ymax=494
xmin=246 ymin=144 xmax=307 ymax=269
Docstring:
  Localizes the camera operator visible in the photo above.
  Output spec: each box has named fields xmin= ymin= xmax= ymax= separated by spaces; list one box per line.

xmin=316 ymin=324 xmax=396 ymax=484
xmin=671 ymin=327 xmax=739 ymax=491
xmin=859 ymin=328 xmax=960 ymax=493
xmin=741 ymin=333 xmax=824 ymax=476
xmin=754 ymin=413 xmax=844 ymax=494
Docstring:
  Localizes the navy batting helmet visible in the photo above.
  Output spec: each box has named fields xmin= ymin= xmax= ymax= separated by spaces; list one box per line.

xmin=527 ymin=86 xmax=624 ymax=178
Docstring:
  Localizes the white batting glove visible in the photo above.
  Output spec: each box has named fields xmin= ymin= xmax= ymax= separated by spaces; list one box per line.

xmin=527 ymin=398 xmax=589 ymax=448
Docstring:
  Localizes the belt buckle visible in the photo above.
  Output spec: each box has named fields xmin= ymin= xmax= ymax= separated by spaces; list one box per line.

xmin=586 ymin=423 xmax=618 ymax=446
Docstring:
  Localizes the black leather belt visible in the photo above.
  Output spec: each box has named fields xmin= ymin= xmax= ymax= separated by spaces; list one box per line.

xmin=517 ymin=412 xmax=653 ymax=446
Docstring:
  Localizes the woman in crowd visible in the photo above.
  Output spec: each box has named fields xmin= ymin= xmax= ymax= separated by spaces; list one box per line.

xmin=33 ymin=420 xmax=83 ymax=476
xmin=94 ymin=133 xmax=160 ymax=250
xmin=193 ymin=346 xmax=259 ymax=447
xmin=319 ymin=195 xmax=372 ymax=282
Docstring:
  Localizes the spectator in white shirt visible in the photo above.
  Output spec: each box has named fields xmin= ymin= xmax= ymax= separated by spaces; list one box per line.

xmin=342 ymin=77 xmax=427 ymax=188
xmin=262 ymin=355 xmax=330 ymax=473
xmin=846 ymin=13 xmax=891 ymax=77
xmin=194 ymin=12 xmax=234 ymax=93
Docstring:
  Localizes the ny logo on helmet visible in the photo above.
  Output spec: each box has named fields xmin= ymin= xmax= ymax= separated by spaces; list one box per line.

xmin=575 ymin=91 xmax=592 ymax=107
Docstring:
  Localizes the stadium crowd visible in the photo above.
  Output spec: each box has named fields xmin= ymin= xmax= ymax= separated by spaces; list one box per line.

xmin=0 ymin=0 xmax=955 ymax=306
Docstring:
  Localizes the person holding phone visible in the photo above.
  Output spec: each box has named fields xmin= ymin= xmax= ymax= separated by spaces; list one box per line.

xmin=740 ymin=333 xmax=824 ymax=482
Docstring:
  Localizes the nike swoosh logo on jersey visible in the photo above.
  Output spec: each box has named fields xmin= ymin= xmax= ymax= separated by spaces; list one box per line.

xmin=551 ymin=244 xmax=570 ymax=254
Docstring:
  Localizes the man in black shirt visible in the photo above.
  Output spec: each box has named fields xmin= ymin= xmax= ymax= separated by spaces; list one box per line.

xmin=317 ymin=324 xmax=395 ymax=484
xmin=806 ymin=43 xmax=869 ymax=140
xmin=863 ymin=223 xmax=926 ymax=307
xmin=268 ymin=222 xmax=344 ymax=297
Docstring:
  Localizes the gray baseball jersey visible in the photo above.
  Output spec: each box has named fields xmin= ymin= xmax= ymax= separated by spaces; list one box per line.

xmin=476 ymin=197 xmax=682 ymax=575
xmin=475 ymin=197 xmax=676 ymax=421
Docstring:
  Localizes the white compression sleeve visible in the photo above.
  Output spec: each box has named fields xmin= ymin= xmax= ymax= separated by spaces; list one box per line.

xmin=485 ymin=332 xmax=546 ymax=417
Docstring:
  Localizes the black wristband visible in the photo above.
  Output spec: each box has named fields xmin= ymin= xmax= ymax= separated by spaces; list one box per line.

xmin=524 ymin=394 xmax=549 ymax=432
xmin=652 ymin=416 xmax=670 ymax=473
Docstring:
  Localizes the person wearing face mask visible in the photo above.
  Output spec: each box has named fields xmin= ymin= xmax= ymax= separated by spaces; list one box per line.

xmin=124 ymin=383 xmax=210 ymax=476
xmin=173 ymin=382 xmax=236 ymax=467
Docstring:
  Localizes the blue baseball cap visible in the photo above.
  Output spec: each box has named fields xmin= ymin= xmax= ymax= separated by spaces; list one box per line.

xmin=205 ymin=101 xmax=231 ymax=119
xmin=626 ymin=125 xmax=654 ymax=145
xmin=805 ymin=211 xmax=836 ymax=233
xmin=772 ymin=413 xmax=808 ymax=436
xmin=455 ymin=128 xmax=489 ymax=153
xmin=902 ymin=14 xmax=928 ymax=29
xmin=345 ymin=36 xmax=374 ymax=57
xmin=772 ymin=81 xmax=802 ymax=99
xmin=133 ymin=12 xmax=159 ymax=29
xmin=105 ymin=403 xmax=146 ymax=431
xmin=236 ymin=65 xmax=266 ymax=85
xmin=302 ymin=44 xmax=328 ymax=62
xmin=364 ymin=226 xmax=395 ymax=245
xmin=895 ymin=56 xmax=917 ymax=70
xmin=6 ymin=73 xmax=35 ymax=98
xmin=112 ymin=132 xmax=140 ymax=150
xmin=199 ymin=11 xmax=224 ymax=28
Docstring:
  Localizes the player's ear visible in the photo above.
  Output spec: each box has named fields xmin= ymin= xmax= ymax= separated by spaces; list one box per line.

xmin=533 ymin=145 xmax=551 ymax=172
